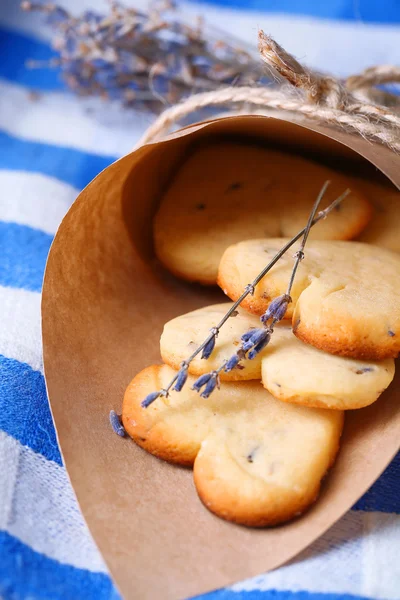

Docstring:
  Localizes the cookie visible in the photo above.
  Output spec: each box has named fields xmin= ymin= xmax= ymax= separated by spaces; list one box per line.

xmin=356 ymin=179 xmax=400 ymax=253
xmin=160 ymin=303 xmax=268 ymax=381
xmin=261 ymin=324 xmax=395 ymax=409
xmin=153 ymin=142 xmax=372 ymax=284
xmin=123 ymin=364 xmax=343 ymax=526
xmin=161 ymin=303 xmax=394 ymax=407
xmin=218 ymin=239 xmax=400 ymax=359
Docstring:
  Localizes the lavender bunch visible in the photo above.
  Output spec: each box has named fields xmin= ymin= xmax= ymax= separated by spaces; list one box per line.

xmin=22 ymin=1 xmax=265 ymax=113
xmin=141 ymin=183 xmax=350 ymax=408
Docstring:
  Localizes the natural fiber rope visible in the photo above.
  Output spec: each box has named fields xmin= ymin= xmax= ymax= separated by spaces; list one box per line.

xmin=137 ymin=31 xmax=400 ymax=152
xmin=346 ymin=65 xmax=400 ymax=90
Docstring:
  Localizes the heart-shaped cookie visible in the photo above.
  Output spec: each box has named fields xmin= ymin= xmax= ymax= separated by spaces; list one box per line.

xmin=218 ymin=239 xmax=400 ymax=359
xmin=122 ymin=365 xmax=344 ymax=526
xmin=260 ymin=325 xmax=395 ymax=409
xmin=154 ymin=142 xmax=372 ymax=284
xmin=160 ymin=303 xmax=395 ymax=408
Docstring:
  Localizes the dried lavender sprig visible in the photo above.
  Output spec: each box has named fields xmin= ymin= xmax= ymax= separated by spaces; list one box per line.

xmin=22 ymin=1 xmax=266 ymax=113
xmin=142 ymin=186 xmax=350 ymax=408
xmin=193 ymin=182 xmax=333 ymax=394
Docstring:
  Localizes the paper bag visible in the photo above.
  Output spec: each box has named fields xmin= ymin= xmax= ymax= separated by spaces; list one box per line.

xmin=42 ymin=115 xmax=400 ymax=600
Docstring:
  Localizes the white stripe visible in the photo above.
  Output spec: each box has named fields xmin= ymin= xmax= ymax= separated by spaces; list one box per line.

xmin=362 ymin=512 xmax=400 ymax=597
xmin=0 ymin=170 xmax=79 ymax=374
xmin=2 ymin=0 xmax=400 ymax=76
xmin=0 ymin=431 xmax=107 ymax=573
xmin=182 ymin=5 xmax=400 ymax=77
xmin=0 ymin=286 xmax=42 ymax=373
xmin=231 ymin=509 xmax=400 ymax=599
xmin=0 ymin=80 xmax=151 ymax=158
xmin=0 ymin=170 xmax=76 ymax=234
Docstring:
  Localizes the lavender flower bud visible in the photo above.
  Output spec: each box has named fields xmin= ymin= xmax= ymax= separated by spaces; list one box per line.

xmin=141 ymin=391 xmax=160 ymax=408
xmin=224 ymin=354 xmax=241 ymax=372
xmin=109 ymin=410 xmax=125 ymax=437
xmin=172 ymin=366 xmax=188 ymax=392
xmin=192 ymin=373 xmax=212 ymax=392
xmin=248 ymin=331 xmax=271 ymax=359
xmin=241 ymin=330 xmax=255 ymax=343
xmin=200 ymin=374 xmax=219 ymax=399
xmin=260 ymin=294 xmax=291 ymax=324
xmin=242 ymin=328 xmax=269 ymax=352
xmin=201 ymin=334 xmax=216 ymax=359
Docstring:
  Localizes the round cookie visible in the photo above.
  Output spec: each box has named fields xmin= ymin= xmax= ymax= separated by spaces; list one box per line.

xmin=261 ymin=325 xmax=395 ymax=410
xmin=355 ymin=179 xmax=400 ymax=253
xmin=218 ymin=239 xmax=400 ymax=360
xmin=123 ymin=364 xmax=344 ymax=526
xmin=160 ymin=303 xmax=269 ymax=381
xmin=153 ymin=142 xmax=372 ymax=285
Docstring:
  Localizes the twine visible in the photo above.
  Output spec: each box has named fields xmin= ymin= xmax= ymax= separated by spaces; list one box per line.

xmin=137 ymin=31 xmax=400 ymax=152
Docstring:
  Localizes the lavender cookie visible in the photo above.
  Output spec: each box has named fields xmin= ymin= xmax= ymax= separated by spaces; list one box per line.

xmin=123 ymin=364 xmax=344 ymax=526
xmin=153 ymin=142 xmax=372 ymax=285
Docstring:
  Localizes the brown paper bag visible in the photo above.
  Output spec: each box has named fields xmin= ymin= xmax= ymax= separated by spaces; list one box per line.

xmin=41 ymin=115 xmax=400 ymax=600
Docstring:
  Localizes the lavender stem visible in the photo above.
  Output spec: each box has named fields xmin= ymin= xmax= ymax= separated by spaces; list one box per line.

xmin=286 ymin=180 xmax=330 ymax=296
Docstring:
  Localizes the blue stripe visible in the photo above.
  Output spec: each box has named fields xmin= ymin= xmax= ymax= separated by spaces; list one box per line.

xmin=0 ymin=130 xmax=115 ymax=190
xmin=0 ymin=222 xmax=52 ymax=292
xmin=195 ymin=587 xmax=375 ymax=600
xmin=0 ymin=355 xmax=61 ymax=465
xmin=0 ymin=530 xmax=119 ymax=600
xmin=353 ymin=450 xmax=400 ymax=513
xmin=188 ymin=0 xmax=400 ymax=24
xmin=0 ymin=533 xmax=381 ymax=600
xmin=0 ymin=27 xmax=63 ymax=90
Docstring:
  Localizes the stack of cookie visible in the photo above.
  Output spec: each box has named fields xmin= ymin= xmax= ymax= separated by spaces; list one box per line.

xmin=121 ymin=141 xmax=400 ymax=527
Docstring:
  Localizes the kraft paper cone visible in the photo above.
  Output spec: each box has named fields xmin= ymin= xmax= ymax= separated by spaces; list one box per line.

xmin=42 ymin=115 xmax=400 ymax=600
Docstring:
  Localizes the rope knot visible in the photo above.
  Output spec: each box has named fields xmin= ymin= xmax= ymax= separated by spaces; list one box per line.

xmin=310 ymin=76 xmax=348 ymax=110
xmin=258 ymin=31 xmax=347 ymax=110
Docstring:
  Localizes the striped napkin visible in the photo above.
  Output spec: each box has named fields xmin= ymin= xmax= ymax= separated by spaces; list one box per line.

xmin=0 ymin=0 xmax=399 ymax=598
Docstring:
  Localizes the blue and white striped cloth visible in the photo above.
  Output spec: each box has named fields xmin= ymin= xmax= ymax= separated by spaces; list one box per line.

xmin=1 ymin=1 xmax=399 ymax=598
